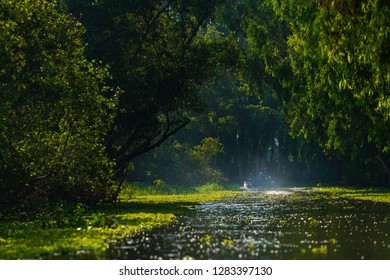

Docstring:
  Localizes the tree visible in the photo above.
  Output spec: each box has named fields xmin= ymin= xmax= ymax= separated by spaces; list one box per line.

xmin=277 ymin=0 xmax=390 ymax=186
xmin=65 ymin=0 xmax=240 ymax=183
xmin=214 ymin=0 xmax=390 ymax=186
xmin=0 ymin=0 xmax=118 ymax=215
xmin=129 ymin=136 xmax=226 ymax=186
xmin=215 ymin=0 xmax=302 ymax=182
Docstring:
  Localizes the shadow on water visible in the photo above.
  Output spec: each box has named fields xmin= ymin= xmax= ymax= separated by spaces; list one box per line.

xmin=104 ymin=188 xmax=390 ymax=260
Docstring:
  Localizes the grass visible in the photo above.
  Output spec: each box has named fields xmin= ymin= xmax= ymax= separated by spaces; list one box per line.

xmin=120 ymin=181 xmax=238 ymax=197
xmin=0 ymin=183 xmax=239 ymax=259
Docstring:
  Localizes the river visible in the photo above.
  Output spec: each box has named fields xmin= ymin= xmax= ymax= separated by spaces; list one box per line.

xmin=104 ymin=188 xmax=390 ymax=260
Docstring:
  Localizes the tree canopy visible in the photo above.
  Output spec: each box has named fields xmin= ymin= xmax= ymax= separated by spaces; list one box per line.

xmin=0 ymin=0 xmax=118 ymax=214
xmin=278 ymin=0 xmax=390 ymax=185
xmin=66 ymin=0 xmax=241 ymax=177
xmin=1 ymin=0 xmax=389 ymax=215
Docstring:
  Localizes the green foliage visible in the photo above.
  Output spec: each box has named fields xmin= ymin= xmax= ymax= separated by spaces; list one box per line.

xmin=206 ymin=2 xmax=292 ymax=184
xmin=66 ymin=0 xmax=240 ymax=176
xmin=0 ymin=0 xmax=118 ymax=215
xmin=0 ymin=187 xmax=237 ymax=259
xmin=195 ymin=183 xmax=225 ymax=193
xmin=281 ymin=0 xmax=390 ymax=185
xmin=3 ymin=183 xmax=390 ymax=259
xmin=2 ymin=0 xmax=389 ymax=221
xmin=129 ymin=137 xmax=227 ymax=186
xmin=308 ymin=186 xmax=390 ymax=203
xmin=118 ymin=182 xmax=237 ymax=198
xmin=219 ymin=0 xmax=390 ymax=186
xmin=317 ymin=0 xmax=390 ymax=153
xmin=38 ymin=203 xmax=87 ymax=229
xmin=90 ymin=213 xmax=116 ymax=228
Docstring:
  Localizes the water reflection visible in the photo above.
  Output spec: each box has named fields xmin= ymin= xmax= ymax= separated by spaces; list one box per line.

xmin=105 ymin=189 xmax=390 ymax=260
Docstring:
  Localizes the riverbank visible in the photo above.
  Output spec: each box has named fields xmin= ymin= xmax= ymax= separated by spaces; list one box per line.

xmin=0 ymin=183 xmax=239 ymax=259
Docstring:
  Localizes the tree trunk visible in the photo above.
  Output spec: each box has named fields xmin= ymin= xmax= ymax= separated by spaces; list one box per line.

xmin=376 ymin=155 xmax=390 ymax=187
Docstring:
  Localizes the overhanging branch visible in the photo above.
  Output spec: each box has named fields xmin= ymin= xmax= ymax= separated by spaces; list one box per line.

xmin=114 ymin=119 xmax=190 ymax=172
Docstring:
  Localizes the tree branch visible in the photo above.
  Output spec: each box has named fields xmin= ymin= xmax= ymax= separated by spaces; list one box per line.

xmin=114 ymin=119 xmax=190 ymax=172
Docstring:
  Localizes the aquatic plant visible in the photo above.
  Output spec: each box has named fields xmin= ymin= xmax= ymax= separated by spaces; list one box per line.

xmin=222 ymin=239 xmax=234 ymax=246
xmin=2 ymin=186 xmax=390 ymax=259
xmin=0 ymin=186 xmax=238 ymax=259
xmin=200 ymin=235 xmax=212 ymax=244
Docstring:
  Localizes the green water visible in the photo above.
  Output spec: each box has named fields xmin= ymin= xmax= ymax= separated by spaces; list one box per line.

xmin=104 ymin=188 xmax=390 ymax=260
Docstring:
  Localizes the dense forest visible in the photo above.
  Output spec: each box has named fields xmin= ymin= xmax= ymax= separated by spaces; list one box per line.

xmin=1 ymin=0 xmax=389 ymax=215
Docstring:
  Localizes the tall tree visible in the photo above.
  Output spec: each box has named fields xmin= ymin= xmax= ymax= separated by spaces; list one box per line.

xmin=66 ymin=0 xmax=240 ymax=182
xmin=0 ymin=0 xmax=118 ymax=214
xmin=215 ymin=0 xmax=390 ymax=186
xmin=277 ymin=0 xmax=390 ymax=185
xmin=215 ymin=0 xmax=301 ymax=182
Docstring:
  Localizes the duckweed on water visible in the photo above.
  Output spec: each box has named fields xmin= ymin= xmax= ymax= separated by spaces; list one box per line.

xmin=2 ymin=186 xmax=390 ymax=260
xmin=306 ymin=187 xmax=390 ymax=204
xmin=105 ymin=186 xmax=390 ymax=260
xmin=0 ymin=189 xmax=238 ymax=259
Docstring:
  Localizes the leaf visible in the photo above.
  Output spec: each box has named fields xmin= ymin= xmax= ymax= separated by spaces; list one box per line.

xmin=347 ymin=53 xmax=352 ymax=63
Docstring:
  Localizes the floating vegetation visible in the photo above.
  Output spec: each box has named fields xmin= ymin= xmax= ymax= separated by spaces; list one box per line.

xmin=308 ymin=218 xmax=318 ymax=226
xmin=2 ymin=186 xmax=390 ymax=259
xmin=222 ymin=239 xmax=234 ymax=246
xmin=200 ymin=235 xmax=212 ymax=244
xmin=311 ymin=245 xmax=328 ymax=255
xmin=105 ymin=186 xmax=390 ymax=260
xmin=0 ymin=189 xmax=238 ymax=259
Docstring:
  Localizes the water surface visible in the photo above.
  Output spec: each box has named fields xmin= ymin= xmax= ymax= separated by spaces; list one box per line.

xmin=105 ymin=188 xmax=390 ymax=260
